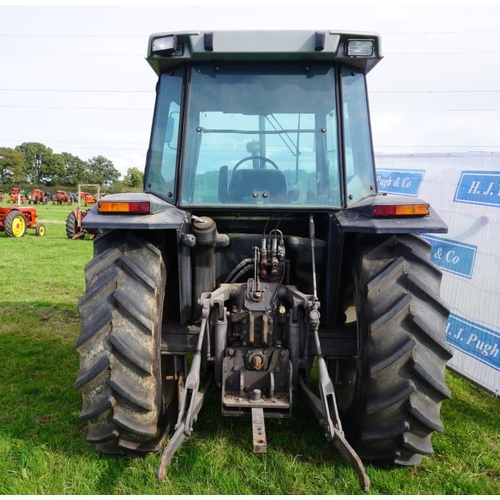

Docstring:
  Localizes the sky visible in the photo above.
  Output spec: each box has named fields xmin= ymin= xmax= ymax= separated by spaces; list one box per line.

xmin=1 ymin=4 xmax=500 ymax=177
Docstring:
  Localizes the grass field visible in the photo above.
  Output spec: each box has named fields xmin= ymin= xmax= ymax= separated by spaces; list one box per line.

xmin=0 ymin=202 xmax=499 ymax=494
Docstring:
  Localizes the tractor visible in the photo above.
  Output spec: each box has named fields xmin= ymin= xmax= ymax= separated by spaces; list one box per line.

xmin=53 ymin=190 xmax=73 ymax=205
xmin=81 ymin=192 xmax=98 ymax=207
xmin=29 ymin=188 xmax=49 ymax=205
xmin=0 ymin=206 xmax=46 ymax=237
xmin=7 ymin=187 xmax=28 ymax=205
xmin=74 ymin=30 xmax=452 ymax=491
xmin=65 ymin=184 xmax=102 ymax=239
xmin=66 ymin=207 xmax=102 ymax=240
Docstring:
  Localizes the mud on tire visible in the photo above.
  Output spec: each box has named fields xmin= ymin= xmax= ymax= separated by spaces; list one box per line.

xmin=338 ymin=233 xmax=453 ymax=466
xmin=74 ymin=230 xmax=167 ymax=454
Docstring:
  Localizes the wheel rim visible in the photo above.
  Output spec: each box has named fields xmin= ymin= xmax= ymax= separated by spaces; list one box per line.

xmin=12 ymin=215 xmax=26 ymax=237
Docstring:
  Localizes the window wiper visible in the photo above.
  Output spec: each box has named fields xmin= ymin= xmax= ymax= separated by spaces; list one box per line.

xmin=265 ymin=114 xmax=301 ymax=158
xmin=266 ymin=114 xmax=303 ymax=183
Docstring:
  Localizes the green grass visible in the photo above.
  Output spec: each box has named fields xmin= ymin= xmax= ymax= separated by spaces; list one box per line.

xmin=0 ymin=202 xmax=499 ymax=494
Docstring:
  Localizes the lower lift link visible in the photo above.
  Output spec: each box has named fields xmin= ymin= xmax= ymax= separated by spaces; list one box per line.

xmin=303 ymin=215 xmax=370 ymax=491
xmin=156 ymin=215 xmax=370 ymax=491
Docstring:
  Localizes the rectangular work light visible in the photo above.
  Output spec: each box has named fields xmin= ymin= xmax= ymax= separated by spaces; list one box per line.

xmin=346 ymin=39 xmax=375 ymax=57
xmin=152 ymin=35 xmax=178 ymax=56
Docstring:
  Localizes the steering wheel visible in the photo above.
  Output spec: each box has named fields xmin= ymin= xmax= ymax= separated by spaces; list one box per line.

xmin=233 ymin=155 xmax=279 ymax=172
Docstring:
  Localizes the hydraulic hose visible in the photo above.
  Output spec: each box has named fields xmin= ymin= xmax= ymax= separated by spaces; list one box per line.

xmin=225 ymin=258 xmax=254 ymax=283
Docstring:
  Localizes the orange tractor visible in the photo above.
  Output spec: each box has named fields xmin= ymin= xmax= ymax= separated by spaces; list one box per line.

xmin=53 ymin=190 xmax=73 ymax=205
xmin=7 ymin=187 xmax=28 ymax=205
xmin=29 ymin=188 xmax=49 ymax=205
xmin=0 ymin=206 xmax=46 ymax=237
xmin=80 ymin=191 xmax=98 ymax=207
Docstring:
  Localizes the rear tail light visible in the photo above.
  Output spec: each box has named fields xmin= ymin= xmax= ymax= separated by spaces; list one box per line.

xmin=373 ymin=203 xmax=429 ymax=217
xmin=98 ymin=201 xmax=151 ymax=214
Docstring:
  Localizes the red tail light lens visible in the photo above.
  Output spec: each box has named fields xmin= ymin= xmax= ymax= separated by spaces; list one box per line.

xmin=98 ymin=201 xmax=151 ymax=214
xmin=373 ymin=203 xmax=429 ymax=217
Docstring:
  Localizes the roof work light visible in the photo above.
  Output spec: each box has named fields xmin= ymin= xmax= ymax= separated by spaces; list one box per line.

xmin=346 ymin=39 xmax=375 ymax=57
xmin=152 ymin=35 xmax=178 ymax=56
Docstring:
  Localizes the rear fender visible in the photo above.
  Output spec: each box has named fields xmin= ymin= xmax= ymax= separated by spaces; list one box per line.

xmin=82 ymin=193 xmax=192 ymax=324
xmin=336 ymin=194 xmax=448 ymax=234
xmin=81 ymin=193 xmax=189 ymax=230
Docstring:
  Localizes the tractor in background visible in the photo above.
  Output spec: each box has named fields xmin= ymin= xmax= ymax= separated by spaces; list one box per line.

xmin=65 ymin=184 xmax=101 ymax=239
xmin=80 ymin=191 xmax=98 ymax=207
xmin=29 ymin=188 xmax=49 ymax=205
xmin=0 ymin=206 xmax=46 ymax=237
xmin=53 ymin=190 xmax=73 ymax=206
xmin=7 ymin=187 xmax=28 ymax=205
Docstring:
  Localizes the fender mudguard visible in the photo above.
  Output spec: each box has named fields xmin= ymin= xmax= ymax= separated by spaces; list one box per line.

xmin=81 ymin=192 xmax=189 ymax=230
xmin=335 ymin=194 xmax=448 ymax=234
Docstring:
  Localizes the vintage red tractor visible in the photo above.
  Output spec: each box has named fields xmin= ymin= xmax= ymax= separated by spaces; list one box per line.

xmin=65 ymin=207 xmax=101 ymax=240
xmin=29 ymin=188 xmax=49 ymax=205
xmin=0 ymin=206 xmax=46 ymax=237
xmin=65 ymin=184 xmax=102 ymax=239
xmin=53 ymin=190 xmax=73 ymax=205
xmin=7 ymin=187 xmax=28 ymax=205
xmin=80 ymin=191 xmax=98 ymax=207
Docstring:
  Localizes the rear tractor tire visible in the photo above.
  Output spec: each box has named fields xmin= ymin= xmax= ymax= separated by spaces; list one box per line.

xmin=66 ymin=211 xmax=83 ymax=239
xmin=75 ymin=231 xmax=172 ymax=454
xmin=335 ymin=233 xmax=452 ymax=467
xmin=5 ymin=210 xmax=27 ymax=237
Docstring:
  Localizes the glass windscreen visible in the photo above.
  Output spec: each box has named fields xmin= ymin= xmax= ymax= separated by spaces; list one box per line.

xmin=181 ymin=63 xmax=341 ymax=207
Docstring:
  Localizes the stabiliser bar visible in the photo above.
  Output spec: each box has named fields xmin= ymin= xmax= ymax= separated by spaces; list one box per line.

xmin=299 ymin=376 xmax=371 ymax=491
xmin=156 ymin=373 xmax=213 ymax=482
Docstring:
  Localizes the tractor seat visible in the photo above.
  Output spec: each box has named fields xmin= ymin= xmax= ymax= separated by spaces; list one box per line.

xmin=227 ymin=169 xmax=288 ymax=203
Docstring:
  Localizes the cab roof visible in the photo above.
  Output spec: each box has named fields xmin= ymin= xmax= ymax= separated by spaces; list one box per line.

xmin=146 ymin=30 xmax=383 ymax=74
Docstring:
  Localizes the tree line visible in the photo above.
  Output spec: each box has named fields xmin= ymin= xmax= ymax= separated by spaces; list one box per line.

xmin=0 ymin=142 xmax=144 ymax=189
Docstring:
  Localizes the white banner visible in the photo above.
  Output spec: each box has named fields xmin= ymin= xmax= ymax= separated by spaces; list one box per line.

xmin=375 ymin=152 xmax=500 ymax=395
